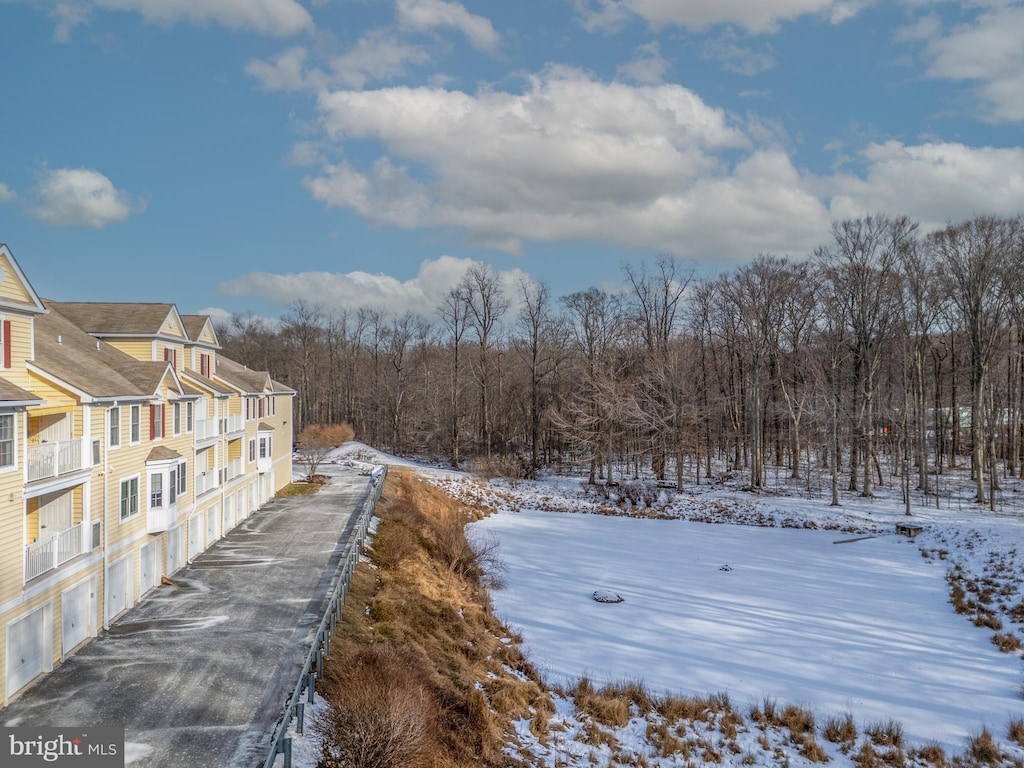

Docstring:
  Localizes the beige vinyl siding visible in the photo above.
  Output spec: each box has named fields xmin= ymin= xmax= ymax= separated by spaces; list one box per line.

xmin=0 ymin=255 xmax=36 ymax=307
xmin=159 ymin=314 xmax=186 ymax=340
xmin=0 ymin=413 xmax=26 ymax=605
xmin=106 ymin=340 xmax=154 ymax=360
xmin=3 ymin=315 xmax=35 ymax=392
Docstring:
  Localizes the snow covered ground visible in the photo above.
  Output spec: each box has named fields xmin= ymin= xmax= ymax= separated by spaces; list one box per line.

xmin=461 ymin=467 xmax=1024 ymax=759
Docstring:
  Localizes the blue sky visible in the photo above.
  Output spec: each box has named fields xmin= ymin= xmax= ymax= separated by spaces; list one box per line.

xmin=2 ymin=0 xmax=1023 ymax=321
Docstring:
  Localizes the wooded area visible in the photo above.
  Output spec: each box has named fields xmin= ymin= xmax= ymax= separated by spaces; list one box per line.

xmin=219 ymin=214 xmax=1024 ymax=508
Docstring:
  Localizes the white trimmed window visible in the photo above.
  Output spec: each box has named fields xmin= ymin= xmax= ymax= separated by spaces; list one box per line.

xmin=120 ymin=477 xmax=139 ymax=520
xmin=130 ymin=405 xmax=141 ymax=444
xmin=186 ymin=402 xmax=193 ymax=433
xmin=0 ymin=413 xmax=15 ymax=469
xmin=178 ymin=460 xmax=187 ymax=494
xmin=108 ymin=407 xmax=121 ymax=449
xmin=173 ymin=402 xmax=181 ymax=436
xmin=248 ymin=439 xmax=256 ymax=463
xmin=150 ymin=473 xmax=163 ymax=508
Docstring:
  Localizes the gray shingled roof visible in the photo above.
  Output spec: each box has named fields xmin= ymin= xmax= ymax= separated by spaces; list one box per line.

xmin=48 ymin=301 xmax=176 ymax=336
xmin=180 ymin=315 xmax=219 ymax=347
xmin=215 ymin=355 xmax=271 ymax=394
xmin=35 ymin=304 xmax=155 ymax=398
xmin=34 ymin=302 xmax=172 ymax=399
xmin=181 ymin=368 xmax=234 ymax=396
xmin=0 ymin=377 xmax=43 ymax=404
xmin=146 ymin=446 xmax=182 ymax=462
xmin=270 ymin=378 xmax=295 ymax=394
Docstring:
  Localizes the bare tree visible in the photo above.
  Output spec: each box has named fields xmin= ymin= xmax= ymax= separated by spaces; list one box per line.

xmin=929 ymin=216 xmax=1022 ymax=506
xmin=816 ymin=215 xmax=916 ymax=497
xmin=297 ymin=423 xmax=355 ymax=481
xmin=462 ymin=264 xmax=510 ymax=461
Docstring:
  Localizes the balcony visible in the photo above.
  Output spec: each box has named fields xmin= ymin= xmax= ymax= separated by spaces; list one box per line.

xmin=223 ymin=414 xmax=244 ymax=435
xmin=196 ymin=470 xmax=220 ymax=496
xmin=27 ymin=438 xmax=86 ymax=483
xmin=147 ymin=502 xmax=179 ymax=534
xmin=226 ymin=458 xmax=244 ymax=481
xmin=24 ymin=523 xmax=84 ymax=581
xmin=195 ymin=418 xmax=219 ymax=441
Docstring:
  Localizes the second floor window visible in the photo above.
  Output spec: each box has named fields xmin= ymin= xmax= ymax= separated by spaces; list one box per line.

xmin=173 ymin=402 xmax=182 ymax=435
xmin=109 ymin=407 xmax=120 ymax=448
xmin=130 ymin=405 xmax=141 ymax=444
xmin=150 ymin=473 xmax=163 ymax=508
xmin=0 ymin=414 xmax=14 ymax=468
xmin=120 ymin=477 xmax=139 ymax=520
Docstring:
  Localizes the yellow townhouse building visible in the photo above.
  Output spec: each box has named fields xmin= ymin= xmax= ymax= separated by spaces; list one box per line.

xmin=0 ymin=244 xmax=295 ymax=705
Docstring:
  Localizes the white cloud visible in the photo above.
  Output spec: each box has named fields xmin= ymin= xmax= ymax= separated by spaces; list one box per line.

xmin=29 ymin=167 xmax=146 ymax=228
xmin=701 ymin=32 xmax=775 ymax=75
xmin=396 ymin=0 xmax=500 ymax=52
xmin=245 ymin=46 xmax=316 ymax=92
xmin=217 ymin=256 xmax=529 ymax=315
xmin=922 ymin=4 xmax=1024 ymax=122
xmin=575 ymin=0 xmax=870 ymax=35
xmin=0 ymin=183 xmax=16 ymax=203
xmin=50 ymin=2 xmax=91 ymax=42
xmin=328 ymin=30 xmax=432 ymax=88
xmin=302 ymin=68 xmax=838 ymax=259
xmin=827 ymin=140 xmax=1024 ymax=229
xmin=92 ymin=0 xmax=313 ymax=36
xmin=616 ymin=42 xmax=670 ymax=84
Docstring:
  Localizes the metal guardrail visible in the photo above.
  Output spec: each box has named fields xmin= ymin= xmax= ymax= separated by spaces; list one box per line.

xmin=262 ymin=464 xmax=388 ymax=768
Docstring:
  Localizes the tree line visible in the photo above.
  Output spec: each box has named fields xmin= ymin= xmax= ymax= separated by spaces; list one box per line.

xmin=219 ymin=214 xmax=1024 ymax=508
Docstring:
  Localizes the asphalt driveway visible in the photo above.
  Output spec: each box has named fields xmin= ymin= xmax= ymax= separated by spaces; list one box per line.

xmin=2 ymin=465 xmax=372 ymax=768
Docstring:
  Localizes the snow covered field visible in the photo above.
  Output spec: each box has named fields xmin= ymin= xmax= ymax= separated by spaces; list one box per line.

xmin=472 ymin=509 xmax=1021 ymax=751
xmin=454 ymin=468 xmax=1024 ymax=759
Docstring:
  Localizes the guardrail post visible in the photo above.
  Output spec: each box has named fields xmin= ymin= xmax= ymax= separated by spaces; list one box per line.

xmin=307 ymin=672 xmax=316 ymax=703
xmin=296 ymin=702 xmax=305 ymax=735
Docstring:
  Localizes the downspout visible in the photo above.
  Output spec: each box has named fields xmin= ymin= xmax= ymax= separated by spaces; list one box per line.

xmin=102 ymin=402 xmax=110 ymax=632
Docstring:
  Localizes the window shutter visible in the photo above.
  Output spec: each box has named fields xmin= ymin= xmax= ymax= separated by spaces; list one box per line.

xmin=150 ymin=405 xmax=156 ymax=440
xmin=161 ymin=404 xmax=165 ymax=437
xmin=2 ymin=320 xmax=10 ymax=369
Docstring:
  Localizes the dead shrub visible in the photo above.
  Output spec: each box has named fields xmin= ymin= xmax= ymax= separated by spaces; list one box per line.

xmin=571 ymin=677 xmax=631 ymax=728
xmin=371 ymin=520 xmax=420 ymax=570
xmin=853 ymin=742 xmax=882 ymax=768
xmin=973 ymin=613 xmax=1003 ymax=631
xmin=823 ymin=712 xmax=858 ymax=745
xmin=797 ymin=734 xmax=830 ymax=763
xmin=1004 ymin=716 xmax=1024 ymax=747
xmin=966 ymin=726 xmax=1002 ymax=765
xmin=529 ymin=693 xmax=556 ymax=739
xmin=992 ymin=632 xmax=1023 ymax=653
xmin=316 ymin=645 xmax=438 ymax=768
xmin=751 ymin=697 xmax=781 ymax=728
xmin=781 ymin=703 xmax=815 ymax=737
xmin=1009 ymin=602 xmax=1024 ymax=623
xmin=913 ymin=743 xmax=947 ymax=767
xmin=866 ymin=719 xmax=904 ymax=748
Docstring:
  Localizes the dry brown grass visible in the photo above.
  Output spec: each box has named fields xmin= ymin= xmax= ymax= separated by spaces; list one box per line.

xmin=1009 ymin=716 xmax=1024 ymax=747
xmin=570 ymin=677 xmax=631 ymax=728
xmin=866 ymin=719 xmax=904 ymax=748
xmin=966 ymin=726 xmax=1002 ymax=765
xmin=323 ymin=470 xmax=525 ymax=767
xmin=823 ymin=712 xmax=858 ymax=746
xmin=275 ymin=482 xmax=322 ymax=497
xmin=913 ymin=743 xmax=947 ymax=767
xmin=992 ymin=632 xmax=1023 ymax=653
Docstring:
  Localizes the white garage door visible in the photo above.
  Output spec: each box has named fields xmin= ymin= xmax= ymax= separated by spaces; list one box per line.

xmin=188 ymin=515 xmax=202 ymax=559
xmin=105 ymin=554 xmax=133 ymax=623
xmin=61 ymin=579 xmax=95 ymax=655
xmin=206 ymin=505 xmax=219 ymax=545
xmin=140 ymin=540 xmax=160 ymax=594
xmin=6 ymin=604 xmax=52 ymax=700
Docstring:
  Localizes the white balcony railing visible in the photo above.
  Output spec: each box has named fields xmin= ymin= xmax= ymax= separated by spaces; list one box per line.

xmin=224 ymin=414 xmax=244 ymax=434
xmin=195 ymin=418 xmax=219 ymax=441
xmin=195 ymin=470 xmax=220 ymax=496
xmin=24 ymin=522 xmax=84 ymax=581
xmin=226 ymin=458 xmax=243 ymax=481
xmin=27 ymin=438 xmax=85 ymax=482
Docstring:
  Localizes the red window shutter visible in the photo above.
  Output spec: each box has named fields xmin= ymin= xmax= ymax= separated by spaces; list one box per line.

xmin=161 ymin=404 xmax=165 ymax=437
xmin=150 ymin=405 xmax=156 ymax=440
xmin=2 ymin=320 xmax=10 ymax=369
xmin=164 ymin=348 xmax=170 ymax=362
